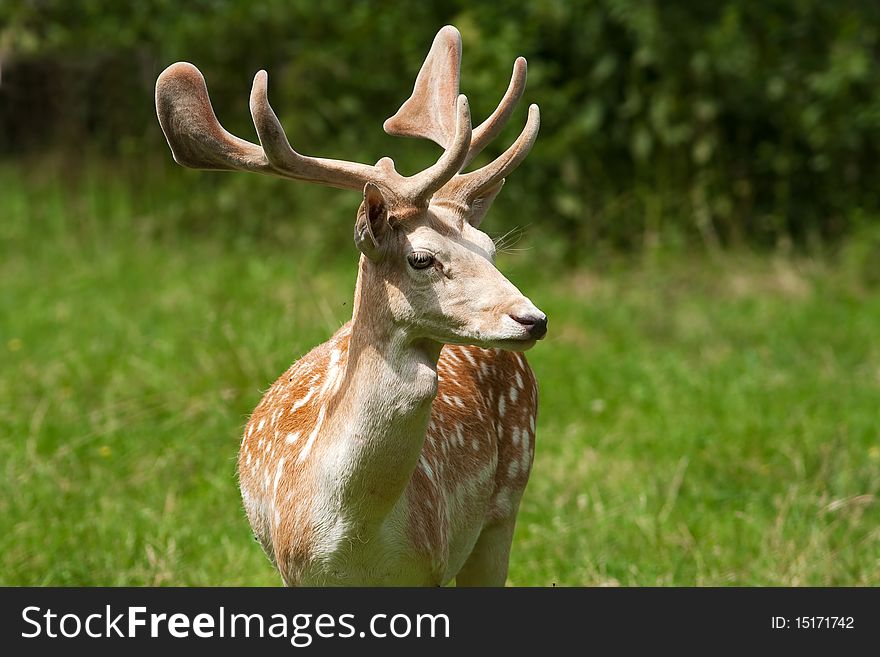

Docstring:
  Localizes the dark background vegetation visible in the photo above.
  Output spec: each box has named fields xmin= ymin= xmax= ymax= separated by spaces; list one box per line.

xmin=4 ymin=0 xmax=880 ymax=253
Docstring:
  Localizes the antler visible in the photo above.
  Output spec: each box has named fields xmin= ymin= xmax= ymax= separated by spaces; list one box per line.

xmin=384 ymin=25 xmax=540 ymax=202
xmin=156 ymin=61 xmax=472 ymax=203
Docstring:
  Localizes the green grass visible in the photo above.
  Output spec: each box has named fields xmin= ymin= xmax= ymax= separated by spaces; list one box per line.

xmin=1 ymin=161 xmax=878 ymax=586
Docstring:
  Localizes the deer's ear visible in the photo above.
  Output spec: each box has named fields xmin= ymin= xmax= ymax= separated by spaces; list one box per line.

xmin=355 ymin=182 xmax=389 ymax=260
xmin=465 ymin=180 xmax=504 ymax=228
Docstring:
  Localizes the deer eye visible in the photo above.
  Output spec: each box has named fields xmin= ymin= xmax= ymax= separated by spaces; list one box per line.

xmin=407 ymin=251 xmax=435 ymax=270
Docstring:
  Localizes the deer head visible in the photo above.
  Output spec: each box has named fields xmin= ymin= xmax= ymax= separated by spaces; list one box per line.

xmin=155 ymin=25 xmax=546 ymax=351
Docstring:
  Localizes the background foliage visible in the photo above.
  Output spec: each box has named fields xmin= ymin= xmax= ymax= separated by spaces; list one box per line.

xmin=4 ymin=0 xmax=880 ymax=251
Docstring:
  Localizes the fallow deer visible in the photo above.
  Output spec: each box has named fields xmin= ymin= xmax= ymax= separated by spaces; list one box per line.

xmin=155 ymin=26 xmax=545 ymax=586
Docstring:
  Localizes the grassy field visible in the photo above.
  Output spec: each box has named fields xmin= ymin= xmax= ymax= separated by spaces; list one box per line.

xmin=1 ymin=161 xmax=878 ymax=586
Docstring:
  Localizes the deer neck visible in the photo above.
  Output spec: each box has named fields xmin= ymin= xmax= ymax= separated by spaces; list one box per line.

xmin=325 ymin=256 xmax=440 ymax=524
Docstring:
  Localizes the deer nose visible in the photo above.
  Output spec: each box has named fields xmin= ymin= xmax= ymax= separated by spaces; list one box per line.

xmin=509 ymin=312 xmax=548 ymax=340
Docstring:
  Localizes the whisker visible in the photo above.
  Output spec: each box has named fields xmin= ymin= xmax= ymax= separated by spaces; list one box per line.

xmin=492 ymin=224 xmax=531 ymax=254
xmin=493 ymin=229 xmax=519 ymax=251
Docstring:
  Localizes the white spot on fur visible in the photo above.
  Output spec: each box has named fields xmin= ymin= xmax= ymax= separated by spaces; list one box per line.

xmin=521 ymin=441 xmax=532 ymax=473
xmin=514 ymin=371 xmax=524 ymax=389
xmin=258 ymin=419 xmax=265 ymax=432
xmin=509 ymin=387 xmax=519 ymax=404
xmin=495 ymin=486 xmax=511 ymax=516
xmin=498 ymin=396 xmax=506 ymax=417
xmin=331 ymin=371 xmax=343 ymax=394
xmin=452 ymin=396 xmax=464 ymax=409
xmin=471 ymin=438 xmax=479 ymax=451
xmin=511 ymin=427 xmax=521 ymax=446
xmin=320 ymin=350 xmax=344 ymax=396
xmin=419 ymin=456 xmax=435 ymax=482
xmin=291 ymin=387 xmax=316 ymax=413
xmin=298 ymin=405 xmax=326 ymax=462
xmin=508 ymin=458 xmax=520 ymax=479
xmin=272 ymin=457 xmax=285 ymax=499
xmin=461 ymin=348 xmax=477 ymax=367
xmin=245 ymin=452 xmax=252 ymax=466
xmin=529 ymin=415 xmax=536 ymax=433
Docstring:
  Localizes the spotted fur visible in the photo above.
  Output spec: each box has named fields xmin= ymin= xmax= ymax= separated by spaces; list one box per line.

xmin=238 ymin=322 xmax=537 ymax=586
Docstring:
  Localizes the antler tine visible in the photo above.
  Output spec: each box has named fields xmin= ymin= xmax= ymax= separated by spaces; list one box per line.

xmin=404 ymin=94 xmax=472 ymax=203
xmin=156 ymin=62 xmax=270 ymax=172
xmin=249 ymin=70 xmax=380 ymax=190
xmin=467 ymin=57 xmax=527 ymax=167
xmin=450 ymin=103 xmax=540 ymax=201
